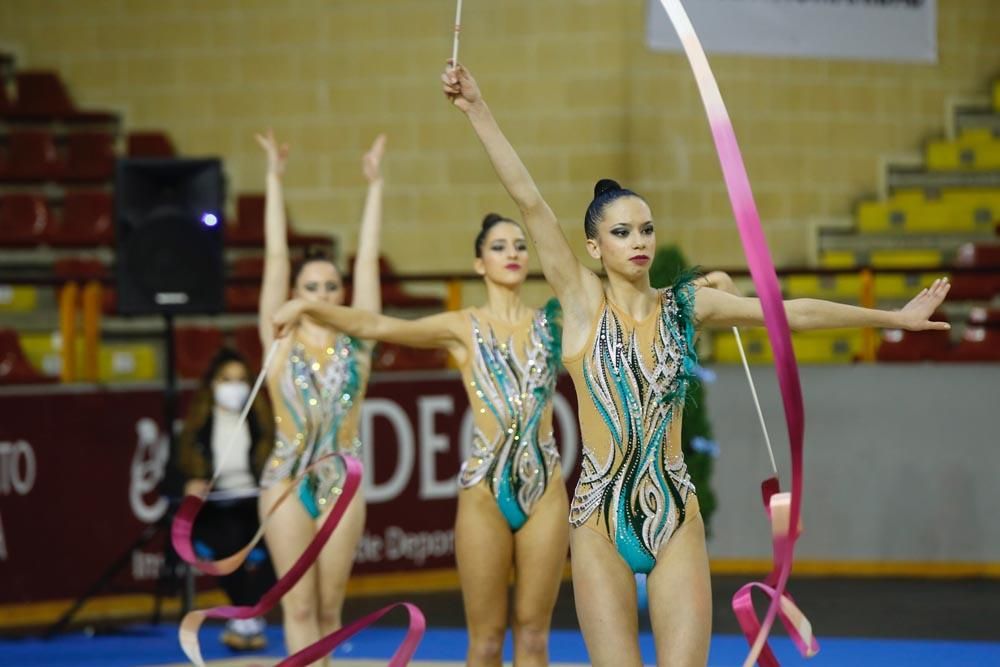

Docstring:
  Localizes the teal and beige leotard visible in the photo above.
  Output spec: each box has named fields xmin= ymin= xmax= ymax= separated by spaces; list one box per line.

xmin=260 ymin=333 xmax=371 ymax=517
xmin=457 ymin=299 xmax=563 ymax=531
xmin=564 ymin=279 xmax=699 ymax=574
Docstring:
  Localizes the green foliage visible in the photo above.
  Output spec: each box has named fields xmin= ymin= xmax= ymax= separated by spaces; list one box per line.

xmin=650 ymin=245 xmax=718 ymax=533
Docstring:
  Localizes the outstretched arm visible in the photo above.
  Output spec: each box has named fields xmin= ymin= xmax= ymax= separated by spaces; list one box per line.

xmin=255 ymin=129 xmax=291 ymax=349
xmin=695 ymin=277 xmax=951 ymax=332
xmin=443 ymin=63 xmax=601 ymax=316
xmin=350 ymin=134 xmax=387 ymax=314
xmin=272 ymin=299 xmax=465 ymax=352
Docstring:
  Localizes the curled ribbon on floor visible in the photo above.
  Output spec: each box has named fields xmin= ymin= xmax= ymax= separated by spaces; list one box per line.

xmin=171 ymin=343 xmax=425 ymax=666
xmin=656 ymin=1 xmax=818 ymax=664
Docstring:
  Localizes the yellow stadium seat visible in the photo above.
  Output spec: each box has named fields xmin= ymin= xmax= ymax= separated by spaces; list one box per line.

xmin=712 ymin=329 xmax=863 ymax=364
xmin=98 ymin=344 xmax=158 ymax=382
xmin=18 ymin=333 xmax=62 ymax=377
xmin=857 ymin=189 xmax=999 ymax=233
xmin=785 ymin=274 xmax=861 ymax=300
xmin=926 ymin=136 xmax=1000 ymax=171
xmin=873 ymin=273 xmax=945 ymax=300
xmin=869 ymin=249 xmax=943 ymax=268
xmin=17 ymin=333 xmax=158 ymax=382
xmin=820 ymin=250 xmax=857 ymax=269
xmin=0 ymin=285 xmax=39 ymax=312
xmin=957 ymin=128 xmax=996 ymax=146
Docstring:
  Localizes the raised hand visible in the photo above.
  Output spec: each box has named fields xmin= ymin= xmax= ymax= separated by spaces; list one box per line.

xmin=441 ymin=61 xmax=482 ymax=112
xmin=898 ymin=278 xmax=951 ymax=331
xmin=254 ymin=128 xmax=290 ymax=176
xmin=362 ymin=133 xmax=388 ymax=184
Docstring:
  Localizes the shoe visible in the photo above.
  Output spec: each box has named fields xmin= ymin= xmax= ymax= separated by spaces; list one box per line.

xmin=220 ymin=618 xmax=268 ymax=652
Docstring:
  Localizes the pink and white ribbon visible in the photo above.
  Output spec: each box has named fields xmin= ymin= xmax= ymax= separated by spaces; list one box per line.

xmin=656 ymin=1 xmax=817 ymax=664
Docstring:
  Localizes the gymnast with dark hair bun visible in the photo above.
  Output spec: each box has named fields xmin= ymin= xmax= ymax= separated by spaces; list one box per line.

xmin=272 ymin=211 xmax=571 ymax=667
xmin=442 ymin=61 xmax=951 ymax=667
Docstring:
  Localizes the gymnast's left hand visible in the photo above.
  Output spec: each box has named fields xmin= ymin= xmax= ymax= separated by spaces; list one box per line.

xmin=897 ymin=277 xmax=951 ymax=331
xmin=272 ymin=299 xmax=307 ymax=338
xmin=362 ymin=133 xmax=387 ymax=184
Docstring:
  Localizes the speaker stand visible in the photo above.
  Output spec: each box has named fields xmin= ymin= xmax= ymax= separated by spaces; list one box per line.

xmin=42 ymin=313 xmax=194 ymax=637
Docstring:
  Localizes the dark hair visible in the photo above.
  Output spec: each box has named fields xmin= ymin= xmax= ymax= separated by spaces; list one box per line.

xmin=584 ymin=178 xmax=645 ymax=239
xmin=291 ymin=245 xmax=339 ymax=287
xmin=200 ymin=347 xmax=250 ymax=389
xmin=474 ymin=212 xmax=521 ymax=257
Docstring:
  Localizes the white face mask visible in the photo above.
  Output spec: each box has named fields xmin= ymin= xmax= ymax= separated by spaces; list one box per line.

xmin=214 ymin=381 xmax=251 ymax=413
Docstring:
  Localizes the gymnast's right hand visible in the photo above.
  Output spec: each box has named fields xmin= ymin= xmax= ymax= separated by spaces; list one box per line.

xmin=442 ymin=61 xmax=482 ymax=112
xmin=254 ymin=128 xmax=290 ymax=176
xmin=272 ymin=299 xmax=307 ymax=338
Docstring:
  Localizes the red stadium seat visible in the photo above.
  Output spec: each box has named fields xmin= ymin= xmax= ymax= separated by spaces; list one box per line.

xmin=0 ymin=129 xmax=64 ymax=182
xmin=63 ymin=131 xmax=116 ymax=183
xmin=951 ymin=243 xmax=1000 ymax=300
xmin=0 ymin=193 xmax=52 ymax=246
xmin=948 ymin=326 xmax=1000 ymax=362
xmin=127 ymin=131 xmax=176 ymax=157
xmin=0 ymin=329 xmax=56 ymax=384
xmin=174 ymin=327 xmax=225 ymax=379
xmin=948 ymin=274 xmax=1000 ymax=300
xmin=876 ymin=327 xmax=952 ymax=362
xmin=48 ymin=191 xmax=114 ymax=246
xmin=227 ymin=195 xmax=265 ymax=246
xmin=233 ymin=325 xmax=264 ymax=375
xmin=10 ymin=71 xmax=74 ymax=119
xmin=9 ymin=71 xmax=118 ymax=124
xmin=955 ymin=243 xmax=1000 ymax=267
xmin=231 ymin=256 xmax=265 ymax=278
xmin=53 ymin=257 xmax=110 ymax=280
xmin=228 ymin=193 xmax=332 ymax=247
xmin=344 ymin=255 xmax=444 ymax=309
xmin=224 ymin=257 xmax=263 ymax=313
xmin=967 ymin=306 xmax=1000 ymax=327
xmin=224 ymin=285 xmax=261 ymax=313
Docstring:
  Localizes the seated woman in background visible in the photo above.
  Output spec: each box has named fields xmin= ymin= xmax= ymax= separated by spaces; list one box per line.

xmin=176 ymin=347 xmax=276 ymax=651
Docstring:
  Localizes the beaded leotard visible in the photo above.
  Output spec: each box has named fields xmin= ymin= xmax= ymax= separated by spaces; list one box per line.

xmin=564 ymin=280 xmax=699 ymax=573
xmin=260 ymin=333 xmax=371 ymax=517
xmin=457 ymin=299 xmax=563 ymax=531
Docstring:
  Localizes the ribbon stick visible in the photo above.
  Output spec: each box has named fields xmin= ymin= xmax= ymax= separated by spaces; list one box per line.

xmin=656 ymin=1 xmax=813 ymax=664
xmin=171 ymin=342 xmax=425 ymax=665
xmin=451 ymin=0 xmax=464 ymax=65
xmin=733 ymin=327 xmax=778 ymax=476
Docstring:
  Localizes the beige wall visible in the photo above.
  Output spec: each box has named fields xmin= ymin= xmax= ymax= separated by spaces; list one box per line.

xmin=1 ymin=0 xmax=997 ymax=273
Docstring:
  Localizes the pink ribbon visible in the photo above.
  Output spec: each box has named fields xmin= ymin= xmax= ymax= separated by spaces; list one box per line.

xmin=171 ymin=454 xmax=426 ymax=666
xmin=656 ymin=2 xmax=815 ymax=664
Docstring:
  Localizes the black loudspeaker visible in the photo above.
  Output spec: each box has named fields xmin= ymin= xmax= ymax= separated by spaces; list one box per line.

xmin=115 ymin=158 xmax=226 ymax=315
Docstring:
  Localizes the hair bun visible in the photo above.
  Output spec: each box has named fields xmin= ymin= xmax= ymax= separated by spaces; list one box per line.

xmin=303 ymin=244 xmax=334 ymax=262
xmin=481 ymin=212 xmax=506 ymax=228
xmin=594 ymin=178 xmax=621 ymax=198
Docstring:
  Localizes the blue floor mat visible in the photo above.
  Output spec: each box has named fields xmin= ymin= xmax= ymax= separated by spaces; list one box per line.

xmin=2 ymin=624 xmax=999 ymax=666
